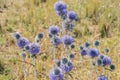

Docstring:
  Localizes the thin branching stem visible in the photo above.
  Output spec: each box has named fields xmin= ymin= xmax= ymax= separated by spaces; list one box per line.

xmin=32 ymin=56 xmax=38 ymax=80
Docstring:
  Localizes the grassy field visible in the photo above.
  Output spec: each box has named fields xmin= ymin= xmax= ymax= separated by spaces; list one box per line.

xmin=0 ymin=0 xmax=120 ymax=80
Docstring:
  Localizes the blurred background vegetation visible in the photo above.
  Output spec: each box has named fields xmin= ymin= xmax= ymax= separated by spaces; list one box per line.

xmin=0 ymin=0 xmax=120 ymax=80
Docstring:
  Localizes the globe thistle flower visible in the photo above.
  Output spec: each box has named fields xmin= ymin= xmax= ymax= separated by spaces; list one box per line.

xmin=52 ymin=36 xmax=62 ymax=46
xmin=66 ymin=61 xmax=73 ymax=72
xmin=29 ymin=43 xmax=40 ymax=55
xmin=97 ymin=59 xmax=102 ymax=66
xmin=20 ymin=52 xmax=26 ymax=59
xmin=71 ymin=44 xmax=75 ymax=49
xmin=55 ymin=9 xmax=67 ymax=18
xmin=99 ymin=54 xmax=105 ymax=59
xmin=60 ymin=61 xmax=73 ymax=73
xmin=54 ymin=1 xmax=67 ymax=12
xmin=80 ymin=45 xmax=84 ymax=50
xmin=62 ymin=19 xmax=75 ymax=31
xmin=35 ymin=32 xmax=44 ymax=43
xmin=48 ymin=34 xmax=53 ymax=38
xmin=37 ymin=32 xmax=44 ymax=39
xmin=11 ymin=32 xmax=21 ymax=40
xmin=102 ymin=56 xmax=112 ymax=66
xmin=24 ymin=44 xmax=30 ymax=51
xmin=67 ymin=11 xmax=77 ymax=21
xmin=93 ymin=40 xmax=100 ymax=46
xmin=61 ymin=58 xmax=68 ymax=65
xmin=49 ymin=68 xmax=64 ymax=80
xmin=96 ymin=75 xmax=108 ymax=80
xmin=54 ymin=59 xmax=61 ymax=67
xmin=69 ymin=53 xmax=75 ymax=59
xmin=48 ymin=25 xmax=60 ymax=36
xmin=54 ymin=1 xmax=67 ymax=17
xmin=16 ymin=37 xmax=29 ymax=48
xmin=84 ymin=41 xmax=90 ymax=47
xmin=104 ymin=48 xmax=109 ymax=53
xmin=79 ymin=48 xmax=88 ymax=56
xmin=62 ymin=35 xmax=74 ymax=46
xmin=110 ymin=64 xmax=115 ymax=70
xmin=88 ymin=48 xmax=99 ymax=58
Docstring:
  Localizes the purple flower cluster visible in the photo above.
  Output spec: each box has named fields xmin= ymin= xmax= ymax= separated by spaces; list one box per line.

xmin=12 ymin=32 xmax=44 ymax=55
xmin=60 ymin=60 xmax=73 ymax=73
xmin=97 ymin=55 xmax=112 ymax=66
xmin=49 ymin=57 xmax=74 ymax=80
xmin=96 ymin=75 xmax=108 ymax=80
xmin=48 ymin=1 xmax=116 ymax=80
xmin=67 ymin=11 xmax=77 ymax=21
xmin=11 ymin=32 xmax=21 ymax=40
xmin=49 ymin=68 xmax=64 ymax=80
xmin=54 ymin=1 xmax=67 ymax=18
xmin=54 ymin=1 xmax=77 ymax=32
xmin=88 ymin=48 xmax=99 ymax=58
xmin=79 ymin=47 xmax=88 ymax=56
xmin=62 ymin=19 xmax=75 ymax=31
xmin=79 ymin=44 xmax=99 ymax=57
xmin=48 ymin=25 xmax=60 ymax=36
xmin=62 ymin=35 xmax=74 ymax=46
xmin=52 ymin=36 xmax=62 ymax=46
xmin=16 ymin=37 xmax=29 ymax=48
xmin=78 ymin=40 xmax=115 ymax=80
xmin=35 ymin=32 xmax=44 ymax=43
xmin=29 ymin=43 xmax=40 ymax=55
xmin=48 ymin=25 xmax=62 ymax=47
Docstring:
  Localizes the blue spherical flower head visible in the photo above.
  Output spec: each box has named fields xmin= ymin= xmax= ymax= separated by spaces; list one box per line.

xmin=104 ymin=48 xmax=109 ymax=53
xmin=60 ymin=61 xmax=73 ymax=73
xmin=102 ymin=56 xmax=112 ymax=66
xmin=97 ymin=59 xmax=102 ymax=66
xmin=24 ymin=44 xmax=30 ymax=51
xmin=110 ymin=64 xmax=115 ymax=70
xmin=35 ymin=32 xmax=44 ymax=43
xmin=79 ymin=48 xmax=88 ymax=56
xmin=67 ymin=11 xmax=77 ymax=21
xmin=54 ymin=59 xmax=61 ymax=67
xmin=20 ymin=52 xmax=26 ymax=59
xmin=62 ymin=20 xmax=75 ymax=31
xmin=88 ymin=48 xmax=99 ymax=58
xmin=80 ymin=45 xmax=84 ymax=50
xmin=69 ymin=53 xmax=75 ymax=59
xmin=49 ymin=67 xmax=64 ymax=80
xmin=48 ymin=25 xmax=60 ymax=35
xmin=52 ymin=36 xmax=62 ymax=46
xmin=11 ymin=32 xmax=21 ymax=40
xmin=94 ymin=40 xmax=100 ymax=46
xmin=67 ymin=61 xmax=73 ymax=72
xmin=37 ymin=32 xmax=44 ymax=39
xmin=54 ymin=1 xmax=67 ymax=18
xmin=48 ymin=34 xmax=53 ymax=38
xmin=16 ymin=37 xmax=29 ymax=48
xmin=71 ymin=44 xmax=75 ymax=49
xmin=61 ymin=58 xmax=68 ymax=65
xmin=62 ymin=35 xmax=74 ymax=46
xmin=99 ymin=54 xmax=105 ymax=59
xmin=56 ymin=9 xmax=67 ymax=18
xmin=54 ymin=1 xmax=66 ymax=12
xmin=29 ymin=43 xmax=40 ymax=55
xmin=96 ymin=75 xmax=108 ymax=80
xmin=84 ymin=41 xmax=90 ymax=47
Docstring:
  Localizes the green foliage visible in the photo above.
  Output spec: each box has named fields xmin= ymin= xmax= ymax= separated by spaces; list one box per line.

xmin=8 ymin=57 xmax=18 ymax=64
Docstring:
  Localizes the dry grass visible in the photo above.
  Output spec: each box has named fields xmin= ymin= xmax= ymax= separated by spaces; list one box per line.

xmin=0 ymin=0 xmax=120 ymax=80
